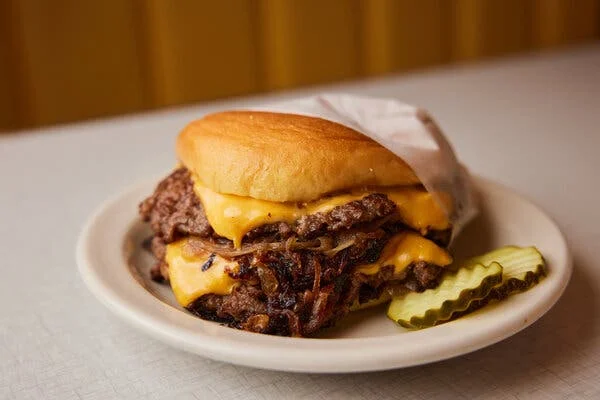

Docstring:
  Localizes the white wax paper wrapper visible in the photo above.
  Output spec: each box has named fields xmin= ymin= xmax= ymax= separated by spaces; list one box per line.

xmin=250 ymin=93 xmax=478 ymax=242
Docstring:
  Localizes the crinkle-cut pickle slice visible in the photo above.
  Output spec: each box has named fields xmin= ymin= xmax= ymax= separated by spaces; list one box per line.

xmin=387 ymin=262 xmax=503 ymax=329
xmin=465 ymin=246 xmax=546 ymax=300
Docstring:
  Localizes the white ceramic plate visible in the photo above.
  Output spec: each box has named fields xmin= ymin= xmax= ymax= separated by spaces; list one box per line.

xmin=76 ymin=177 xmax=571 ymax=373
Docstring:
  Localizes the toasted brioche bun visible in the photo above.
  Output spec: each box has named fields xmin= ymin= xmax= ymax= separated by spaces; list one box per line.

xmin=176 ymin=111 xmax=420 ymax=202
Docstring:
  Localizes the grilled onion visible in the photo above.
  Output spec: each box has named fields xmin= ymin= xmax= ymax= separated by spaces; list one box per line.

xmin=183 ymin=235 xmax=356 ymax=259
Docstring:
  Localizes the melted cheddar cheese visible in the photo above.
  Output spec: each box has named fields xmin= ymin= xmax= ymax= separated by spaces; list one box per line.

xmin=165 ymin=233 xmax=451 ymax=307
xmin=356 ymin=232 xmax=452 ymax=275
xmin=166 ymin=240 xmax=239 ymax=307
xmin=192 ymin=176 xmax=450 ymax=248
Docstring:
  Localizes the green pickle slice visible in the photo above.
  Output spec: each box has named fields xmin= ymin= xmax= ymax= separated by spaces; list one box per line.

xmin=387 ymin=262 xmax=503 ymax=329
xmin=464 ymin=246 xmax=546 ymax=300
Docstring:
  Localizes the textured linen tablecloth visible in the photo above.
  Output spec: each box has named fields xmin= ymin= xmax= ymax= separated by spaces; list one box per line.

xmin=2 ymin=44 xmax=600 ymax=400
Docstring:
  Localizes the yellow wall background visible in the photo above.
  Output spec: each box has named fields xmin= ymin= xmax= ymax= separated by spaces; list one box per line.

xmin=1 ymin=0 xmax=599 ymax=131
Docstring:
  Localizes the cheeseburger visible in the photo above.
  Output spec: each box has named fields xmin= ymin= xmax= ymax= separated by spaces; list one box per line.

xmin=139 ymin=111 xmax=453 ymax=336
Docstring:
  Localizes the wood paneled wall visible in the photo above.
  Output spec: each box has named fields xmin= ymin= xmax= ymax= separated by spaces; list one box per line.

xmin=1 ymin=0 xmax=599 ymax=131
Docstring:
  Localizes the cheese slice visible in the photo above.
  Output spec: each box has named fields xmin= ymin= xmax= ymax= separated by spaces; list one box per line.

xmin=356 ymin=232 xmax=452 ymax=275
xmin=165 ymin=239 xmax=239 ymax=307
xmin=165 ymin=232 xmax=451 ymax=307
xmin=192 ymin=176 xmax=450 ymax=248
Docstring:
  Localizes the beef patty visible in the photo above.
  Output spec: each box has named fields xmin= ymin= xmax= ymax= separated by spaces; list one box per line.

xmin=139 ymin=168 xmax=446 ymax=336
xmin=140 ymin=168 xmax=400 ymax=243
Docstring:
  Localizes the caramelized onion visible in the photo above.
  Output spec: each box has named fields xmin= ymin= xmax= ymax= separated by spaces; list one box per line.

xmin=312 ymin=257 xmax=321 ymax=294
xmin=322 ymin=237 xmax=356 ymax=257
xmin=183 ymin=236 xmax=343 ymax=258
xmin=182 ymin=214 xmax=394 ymax=260
xmin=256 ymin=264 xmax=279 ymax=295
xmin=281 ymin=310 xmax=302 ymax=337
xmin=304 ymin=286 xmax=333 ymax=335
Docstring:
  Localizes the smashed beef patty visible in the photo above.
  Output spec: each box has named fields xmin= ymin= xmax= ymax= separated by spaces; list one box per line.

xmin=140 ymin=168 xmax=398 ymax=244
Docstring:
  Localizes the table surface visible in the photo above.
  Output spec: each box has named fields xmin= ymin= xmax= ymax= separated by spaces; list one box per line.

xmin=2 ymin=43 xmax=600 ymax=400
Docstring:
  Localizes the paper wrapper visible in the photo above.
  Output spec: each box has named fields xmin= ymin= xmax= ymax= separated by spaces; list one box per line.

xmin=250 ymin=93 xmax=478 ymax=242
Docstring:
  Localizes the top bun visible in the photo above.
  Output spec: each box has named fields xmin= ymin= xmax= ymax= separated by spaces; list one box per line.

xmin=176 ymin=111 xmax=421 ymax=202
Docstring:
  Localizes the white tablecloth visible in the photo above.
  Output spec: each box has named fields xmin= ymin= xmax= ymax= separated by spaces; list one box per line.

xmin=2 ymin=44 xmax=600 ymax=400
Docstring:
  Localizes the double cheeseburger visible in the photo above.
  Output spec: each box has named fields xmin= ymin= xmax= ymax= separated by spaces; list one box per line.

xmin=139 ymin=111 xmax=453 ymax=337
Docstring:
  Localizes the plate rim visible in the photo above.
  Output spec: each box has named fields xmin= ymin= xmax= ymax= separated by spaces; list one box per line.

xmin=76 ymin=176 xmax=572 ymax=373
